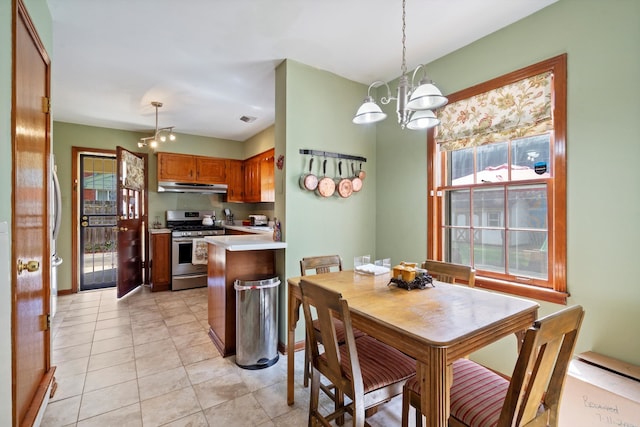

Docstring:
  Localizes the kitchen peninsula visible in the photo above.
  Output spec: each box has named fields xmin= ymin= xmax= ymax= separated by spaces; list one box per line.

xmin=204 ymin=234 xmax=286 ymax=357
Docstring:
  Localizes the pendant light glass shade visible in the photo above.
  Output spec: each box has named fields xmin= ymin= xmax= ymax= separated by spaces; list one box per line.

xmin=351 ymin=0 xmax=447 ymax=130
xmin=406 ymin=82 xmax=448 ymax=110
xmin=406 ymin=109 xmax=440 ymax=130
xmin=352 ymin=97 xmax=387 ymax=124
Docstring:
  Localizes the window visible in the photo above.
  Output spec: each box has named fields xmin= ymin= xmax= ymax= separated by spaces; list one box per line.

xmin=427 ymin=55 xmax=567 ymax=304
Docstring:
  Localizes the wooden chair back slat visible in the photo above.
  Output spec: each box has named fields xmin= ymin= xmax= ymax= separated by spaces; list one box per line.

xmin=300 ymin=255 xmax=343 ymax=276
xmin=421 ymin=260 xmax=476 ymax=287
xmin=299 ymin=279 xmax=359 ymax=397
xmin=499 ymin=305 xmax=584 ymax=427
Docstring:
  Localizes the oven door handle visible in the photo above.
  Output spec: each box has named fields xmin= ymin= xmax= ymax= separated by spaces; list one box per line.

xmin=173 ymin=238 xmax=197 ymax=243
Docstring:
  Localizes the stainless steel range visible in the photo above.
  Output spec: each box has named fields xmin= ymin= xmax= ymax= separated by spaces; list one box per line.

xmin=166 ymin=210 xmax=225 ymax=291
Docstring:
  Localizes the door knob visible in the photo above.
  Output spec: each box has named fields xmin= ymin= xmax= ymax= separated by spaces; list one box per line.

xmin=120 ymin=227 xmax=128 ymax=231
xmin=17 ymin=259 xmax=40 ymax=274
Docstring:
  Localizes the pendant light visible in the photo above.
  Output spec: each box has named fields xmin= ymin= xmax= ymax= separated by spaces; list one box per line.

xmin=138 ymin=101 xmax=177 ymax=149
xmin=352 ymin=0 xmax=447 ymax=130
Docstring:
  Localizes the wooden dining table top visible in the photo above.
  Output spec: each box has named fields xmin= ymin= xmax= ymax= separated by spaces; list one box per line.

xmin=286 ymin=270 xmax=540 ymax=426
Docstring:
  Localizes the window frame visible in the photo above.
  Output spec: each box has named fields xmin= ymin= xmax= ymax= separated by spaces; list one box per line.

xmin=427 ymin=54 xmax=567 ymax=304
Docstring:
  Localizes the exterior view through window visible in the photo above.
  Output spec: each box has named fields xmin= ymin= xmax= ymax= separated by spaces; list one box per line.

xmin=428 ymin=55 xmax=567 ymax=303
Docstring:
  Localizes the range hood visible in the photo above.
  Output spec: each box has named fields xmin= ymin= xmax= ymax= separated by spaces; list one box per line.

xmin=157 ymin=181 xmax=228 ymax=194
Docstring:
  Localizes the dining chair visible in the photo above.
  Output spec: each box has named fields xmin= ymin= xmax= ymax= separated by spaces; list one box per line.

xmin=401 ymin=305 xmax=585 ymax=427
xmin=299 ymin=255 xmax=365 ymax=398
xmin=300 ymin=279 xmax=416 ymax=427
xmin=421 ymin=259 xmax=476 ymax=287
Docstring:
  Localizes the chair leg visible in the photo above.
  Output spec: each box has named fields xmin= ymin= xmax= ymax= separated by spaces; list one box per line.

xmin=303 ymin=330 xmax=310 ymax=387
xmin=401 ymin=386 xmax=410 ymax=427
xmin=308 ymin=368 xmax=321 ymax=425
xmin=336 ymin=389 xmax=345 ymax=426
xmin=352 ymin=392 xmax=366 ymax=427
xmin=415 ymin=407 xmax=423 ymax=427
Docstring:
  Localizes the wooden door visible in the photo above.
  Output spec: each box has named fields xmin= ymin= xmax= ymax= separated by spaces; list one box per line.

xmin=225 ymin=159 xmax=244 ymax=202
xmin=157 ymin=152 xmax=195 ymax=182
xmin=196 ymin=157 xmax=226 ymax=184
xmin=12 ymin=1 xmax=55 ymax=425
xmin=116 ymin=147 xmax=147 ymax=298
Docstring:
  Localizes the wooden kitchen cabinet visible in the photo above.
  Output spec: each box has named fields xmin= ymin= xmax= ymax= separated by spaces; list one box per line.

xmin=149 ymin=231 xmax=171 ymax=292
xmin=243 ymin=148 xmax=275 ymax=203
xmin=196 ymin=157 xmax=226 ymax=183
xmin=157 ymin=152 xmax=196 ymax=181
xmin=225 ymin=159 xmax=244 ymax=202
xmin=260 ymin=149 xmax=275 ymax=202
xmin=207 ymin=243 xmax=276 ymax=357
xmin=157 ymin=152 xmax=226 ymax=184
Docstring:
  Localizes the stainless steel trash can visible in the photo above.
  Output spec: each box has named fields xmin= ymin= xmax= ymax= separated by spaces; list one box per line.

xmin=234 ymin=274 xmax=280 ymax=369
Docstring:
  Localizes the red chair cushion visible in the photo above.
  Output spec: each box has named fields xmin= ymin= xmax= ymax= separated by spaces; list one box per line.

xmin=450 ymin=358 xmax=509 ymax=427
xmin=405 ymin=358 xmax=508 ymax=427
xmin=318 ymin=336 xmax=415 ymax=392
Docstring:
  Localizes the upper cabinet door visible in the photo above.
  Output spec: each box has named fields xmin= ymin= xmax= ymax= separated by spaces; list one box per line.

xmin=243 ymin=148 xmax=275 ymax=203
xmin=157 ymin=153 xmax=195 ymax=181
xmin=260 ymin=149 xmax=275 ymax=202
xmin=196 ymin=157 xmax=226 ymax=184
xmin=226 ymin=160 xmax=244 ymax=202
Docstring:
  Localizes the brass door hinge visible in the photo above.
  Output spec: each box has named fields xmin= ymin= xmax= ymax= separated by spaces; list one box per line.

xmin=42 ymin=96 xmax=51 ymax=114
xmin=41 ymin=313 xmax=51 ymax=331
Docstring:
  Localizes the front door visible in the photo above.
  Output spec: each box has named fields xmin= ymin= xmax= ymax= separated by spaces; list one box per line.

xmin=12 ymin=1 xmax=55 ymax=425
xmin=115 ymin=147 xmax=147 ymax=298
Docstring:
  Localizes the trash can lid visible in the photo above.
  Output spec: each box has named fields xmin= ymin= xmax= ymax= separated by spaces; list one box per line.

xmin=234 ymin=274 xmax=280 ymax=288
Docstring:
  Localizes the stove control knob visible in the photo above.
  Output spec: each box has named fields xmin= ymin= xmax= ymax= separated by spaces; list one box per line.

xmin=197 ymin=231 xmax=203 ymax=236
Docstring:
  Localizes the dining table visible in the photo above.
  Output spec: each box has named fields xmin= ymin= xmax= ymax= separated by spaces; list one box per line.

xmin=286 ymin=270 xmax=539 ymax=427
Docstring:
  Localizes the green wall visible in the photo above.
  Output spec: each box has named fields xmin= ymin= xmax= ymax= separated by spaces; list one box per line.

xmin=375 ymin=0 xmax=640 ymax=370
xmin=52 ymin=122 xmax=274 ymax=292
xmin=276 ymin=59 xmax=378 ymax=342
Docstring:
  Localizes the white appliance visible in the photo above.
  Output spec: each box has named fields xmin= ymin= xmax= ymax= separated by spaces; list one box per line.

xmin=249 ymin=214 xmax=268 ymax=226
xmin=51 ymin=160 xmax=63 ymax=318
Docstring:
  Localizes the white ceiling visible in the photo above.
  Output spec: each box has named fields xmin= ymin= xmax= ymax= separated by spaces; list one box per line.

xmin=47 ymin=0 xmax=556 ymax=142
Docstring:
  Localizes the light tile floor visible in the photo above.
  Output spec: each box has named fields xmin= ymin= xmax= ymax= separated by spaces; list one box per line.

xmin=42 ymin=286 xmax=411 ymax=426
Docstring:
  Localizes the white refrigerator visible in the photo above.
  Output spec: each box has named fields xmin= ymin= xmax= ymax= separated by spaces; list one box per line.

xmin=51 ymin=160 xmax=63 ymax=317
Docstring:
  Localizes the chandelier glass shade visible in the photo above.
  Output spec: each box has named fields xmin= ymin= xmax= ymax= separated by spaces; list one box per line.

xmin=352 ymin=0 xmax=447 ymax=130
xmin=138 ymin=101 xmax=176 ymax=149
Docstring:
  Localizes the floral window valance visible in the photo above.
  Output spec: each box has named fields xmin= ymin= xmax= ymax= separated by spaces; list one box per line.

xmin=435 ymin=72 xmax=553 ymax=151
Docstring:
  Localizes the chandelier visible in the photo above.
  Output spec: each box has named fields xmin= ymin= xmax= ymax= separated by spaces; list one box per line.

xmin=352 ymin=0 xmax=448 ymax=130
xmin=138 ymin=101 xmax=176 ymax=148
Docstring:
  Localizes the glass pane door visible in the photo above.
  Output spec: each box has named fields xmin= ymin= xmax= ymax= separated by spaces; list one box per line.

xmin=80 ymin=154 xmax=118 ymax=290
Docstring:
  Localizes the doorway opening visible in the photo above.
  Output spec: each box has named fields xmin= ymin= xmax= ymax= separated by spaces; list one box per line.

xmin=79 ymin=153 xmax=117 ymax=291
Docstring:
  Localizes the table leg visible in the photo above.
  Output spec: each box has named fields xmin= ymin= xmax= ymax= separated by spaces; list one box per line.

xmin=287 ymin=283 xmax=301 ymax=406
xmin=419 ymin=347 xmax=449 ymax=427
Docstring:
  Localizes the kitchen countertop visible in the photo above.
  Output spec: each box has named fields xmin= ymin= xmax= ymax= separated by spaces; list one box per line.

xmin=148 ymin=228 xmax=171 ymax=234
xmin=224 ymin=224 xmax=274 ymax=234
xmin=204 ymin=234 xmax=286 ymax=251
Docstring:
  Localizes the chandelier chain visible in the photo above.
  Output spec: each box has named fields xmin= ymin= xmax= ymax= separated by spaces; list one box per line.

xmin=401 ymin=0 xmax=407 ymax=76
